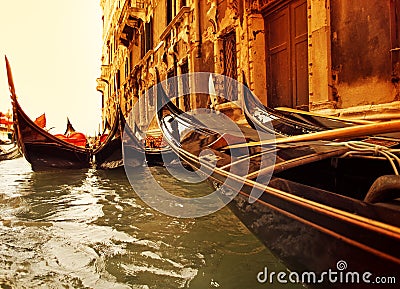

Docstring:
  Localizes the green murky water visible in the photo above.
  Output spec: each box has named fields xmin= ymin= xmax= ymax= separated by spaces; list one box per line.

xmin=0 ymin=157 xmax=302 ymax=289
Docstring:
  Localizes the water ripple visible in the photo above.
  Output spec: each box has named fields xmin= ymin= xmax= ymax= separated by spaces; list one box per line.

xmin=0 ymin=158 xmax=298 ymax=288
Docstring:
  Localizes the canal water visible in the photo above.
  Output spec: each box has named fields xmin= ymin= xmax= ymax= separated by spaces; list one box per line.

xmin=0 ymin=157 xmax=303 ymax=289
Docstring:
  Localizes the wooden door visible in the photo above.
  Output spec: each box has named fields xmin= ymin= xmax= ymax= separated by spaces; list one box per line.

xmin=265 ymin=0 xmax=308 ymax=109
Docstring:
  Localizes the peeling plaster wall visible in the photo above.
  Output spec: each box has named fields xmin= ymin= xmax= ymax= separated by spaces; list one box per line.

xmin=309 ymin=0 xmax=332 ymax=108
xmin=247 ymin=14 xmax=267 ymax=104
xmin=330 ymin=0 xmax=394 ymax=107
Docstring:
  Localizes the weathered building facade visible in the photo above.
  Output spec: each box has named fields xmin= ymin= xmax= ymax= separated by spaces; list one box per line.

xmin=97 ymin=0 xmax=400 ymax=130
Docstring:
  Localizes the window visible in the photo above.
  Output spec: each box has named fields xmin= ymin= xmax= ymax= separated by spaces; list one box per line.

xmin=148 ymin=85 xmax=154 ymax=107
xmin=130 ymin=50 xmax=133 ymax=71
xmin=167 ymin=0 xmax=186 ymax=24
xmin=180 ymin=60 xmax=190 ymax=111
xmin=107 ymin=41 xmax=111 ymax=64
xmin=167 ymin=69 xmax=178 ymax=106
xmin=140 ymin=23 xmax=145 ymax=58
xmin=167 ymin=0 xmax=173 ymax=24
xmin=145 ymin=17 xmax=153 ymax=53
xmin=222 ymin=32 xmax=238 ymax=101
xmin=125 ymin=57 xmax=129 ymax=79
xmin=116 ymin=70 xmax=121 ymax=90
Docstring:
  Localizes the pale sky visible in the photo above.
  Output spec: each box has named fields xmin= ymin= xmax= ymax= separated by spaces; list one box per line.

xmin=0 ymin=0 xmax=103 ymax=135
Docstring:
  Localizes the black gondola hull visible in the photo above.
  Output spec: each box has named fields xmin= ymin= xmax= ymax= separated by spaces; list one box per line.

xmin=192 ymin=150 xmax=400 ymax=288
xmin=145 ymin=148 xmax=176 ymax=166
xmin=12 ymin=103 xmax=92 ymax=171
xmin=95 ymin=137 xmax=124 ymax=169
xmin=226 ymin=190 xmax=399 ymax=288
xmin=155 ymin=83 xmax=400 ymax=288
xmin=23 ymin=142 xmax=90 ymax=170
xmin=175 ymin=148 xmax=400 ymax=276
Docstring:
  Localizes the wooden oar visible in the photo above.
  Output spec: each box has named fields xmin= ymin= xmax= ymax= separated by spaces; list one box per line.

xmin=275 ymin=106 xmax=373 ymax=125
xmin=226 ymin=120 xmax=400 ymax=149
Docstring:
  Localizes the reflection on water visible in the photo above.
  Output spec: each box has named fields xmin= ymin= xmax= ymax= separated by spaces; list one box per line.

xmin=0 ymin=158 xmax=302 ymax=288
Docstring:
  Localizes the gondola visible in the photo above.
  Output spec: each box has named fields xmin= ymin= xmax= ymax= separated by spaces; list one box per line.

xmin=156 ymin=75 xmax=400 ymax=287
xmin=144 ymin=130 xmax=176 ymax=166
xmin=0 ymin=143 xmax=21 ymax=161
xmin=145 ymin=145 xmax=175 ymax=166
xmin=274 ymin=106 xmax=373 ymax=128
xmin=92 ymin=106 xmax=125 ymax=169
xmin=93 ymin=104 xmax=174 ymax=169
xmin=93 ymin=105 xmax=147 ymax=169
xmin=236 ymin=73 xmax=369 ymax=135
xmin=5 ymin=56 xmax=91 ymax=171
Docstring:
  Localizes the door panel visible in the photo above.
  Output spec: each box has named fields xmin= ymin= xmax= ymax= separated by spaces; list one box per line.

xmin=292 ymin=1 xmax=308 ymax=108
xmin=293 ymin=1 xmax=307 ymax=38
xmin=269 ymin=13 xmax=289 ymax=50
xmin=270 ymin=49 xmax=291 ymax=107
xmin=267 ymin=8 xmax=291 ymax=107
xmin=265 ymin=0 xmax=309 ymax=109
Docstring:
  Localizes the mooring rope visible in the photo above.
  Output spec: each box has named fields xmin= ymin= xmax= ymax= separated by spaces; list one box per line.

xmin=328 ymin=141 xmax=400 ymax=175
